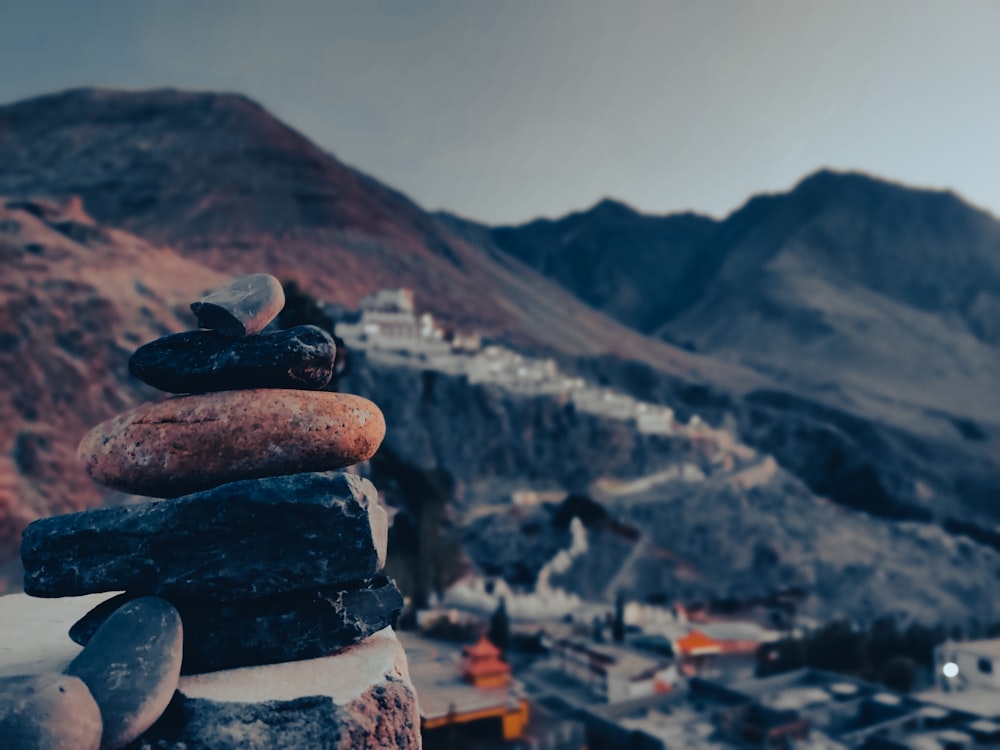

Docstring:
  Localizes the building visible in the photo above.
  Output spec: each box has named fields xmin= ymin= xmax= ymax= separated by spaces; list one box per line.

xmin=337 ymin=287 xmax=452 ymax=353
xmin=917 ymin=639 xmax=1000 ymax=718
xmin=548 ymin=637 xmax=677 ymax=703
xmin=935 ymin=640 xmax=1000 ymax=693
xmin=582 ymin=681 xmax=746 ymax=750
xmin=400 ymin=631 xmax=531 ymax=744
xmin=573 ymin=663 xmax=1000 ymax=750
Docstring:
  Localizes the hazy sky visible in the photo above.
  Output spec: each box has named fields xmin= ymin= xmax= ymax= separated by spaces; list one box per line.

xmin=1 ymin=1 xmax=999 ymax=224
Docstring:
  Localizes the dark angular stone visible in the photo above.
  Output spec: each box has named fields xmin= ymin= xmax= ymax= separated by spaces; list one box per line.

xmin=71 ymin=576 xmax=404 ymax=674
xmin=65 ymin=597 xmax=182 ymax=750
xmin=128 ymin=325 xmax=336 ymax=393
xmin=21 ymin=472 xmax=387 ymax=600
xmin=190 ymin=273 xmax=285 ymax=337
xmin=0 ymin=673 xmax=102 ymax=750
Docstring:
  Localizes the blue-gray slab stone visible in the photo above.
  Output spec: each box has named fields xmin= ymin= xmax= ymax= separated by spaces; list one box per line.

xmin=21 ymin=472 xmax=387 ymax=600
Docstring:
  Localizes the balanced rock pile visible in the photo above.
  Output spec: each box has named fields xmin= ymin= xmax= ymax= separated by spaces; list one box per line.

xmin=6 ymin=274 xmax=405 ymax=749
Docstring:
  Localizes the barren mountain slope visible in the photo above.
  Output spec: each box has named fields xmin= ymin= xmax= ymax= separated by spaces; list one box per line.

xmin=0 ymin=197 xmax=226 ymax=584
xmin=0 ymin=88 xmax=758 ymax=389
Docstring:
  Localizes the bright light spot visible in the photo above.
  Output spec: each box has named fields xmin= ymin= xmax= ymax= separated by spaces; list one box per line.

xmin=943 ymin=662 xmax=960 ymax=678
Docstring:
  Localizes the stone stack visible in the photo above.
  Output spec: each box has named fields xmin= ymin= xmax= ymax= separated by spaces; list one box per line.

xmin=12 ymin=274 xmax=408 ymax=748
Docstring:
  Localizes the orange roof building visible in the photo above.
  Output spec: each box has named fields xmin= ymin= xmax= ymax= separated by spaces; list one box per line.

xmin=676 ymin=629 xmax=724 ymax=656
xmin=408 ymin=633 xmax=530 ymax=741
xmin=461 ymin=635 xmax=511 ymax=688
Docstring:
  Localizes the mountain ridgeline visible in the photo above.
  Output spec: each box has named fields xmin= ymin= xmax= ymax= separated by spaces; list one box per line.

xmin=1 ymin=87 xmax=999 ymax=621
xmin=490 ymin=170 xmax=1000 ymax=347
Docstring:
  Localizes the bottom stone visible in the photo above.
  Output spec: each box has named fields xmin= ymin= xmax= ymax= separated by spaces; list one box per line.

xmin=133 ymin=674 xmax=419 ymax=750
xmin=70 ymin=577 xmax=404 ymax=674
xmin=139 ymin=627 xmax=420 ymax=750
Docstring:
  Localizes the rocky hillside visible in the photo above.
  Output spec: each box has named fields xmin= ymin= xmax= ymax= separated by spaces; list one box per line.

xmin=346 ymin=351 xmax=1000 ymax=625
xmin=0 ymin=85 xmax=749 ymax=588
xmin=0 ymin=197 xmax=227 ymax=587
xmin=488 ymin=171 xmax=1000 ymax=526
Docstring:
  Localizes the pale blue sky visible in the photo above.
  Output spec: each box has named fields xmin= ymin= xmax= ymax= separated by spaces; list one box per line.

xmin=1 ymin=0 xmax=998 ymax=223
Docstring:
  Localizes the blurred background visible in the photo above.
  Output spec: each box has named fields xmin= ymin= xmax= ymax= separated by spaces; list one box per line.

xmin=2 ymin=1 xmax=1000 ymax=743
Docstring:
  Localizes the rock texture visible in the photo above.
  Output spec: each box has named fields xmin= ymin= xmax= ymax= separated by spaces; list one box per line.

xmin=13 ymin=264 xmax=413 ymax=746
xmin=0 ymin=673 xmax=102 ymax=750
xmin=134 ymin=676 xmax=419 ymax=750
xmin=21 ymin=472 xmax=388 ymax=599
xmin=70 ymin=577 xmax=404 ymax=674
xmin=128 ymin=325 xmax=336 ymax=393
xmin=76 ymin=390 xmax=386 ymax=497
xmin=65 ymin=597 xmax=183 ymax=749
xmin=0 ymin=593 xmax=421 ymax=750
xmin=189 ymin=273 xmax=285 ymax=337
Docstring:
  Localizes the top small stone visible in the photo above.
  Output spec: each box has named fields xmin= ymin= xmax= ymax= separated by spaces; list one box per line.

xmin=190 ymin=274 xmax=285 ymax=338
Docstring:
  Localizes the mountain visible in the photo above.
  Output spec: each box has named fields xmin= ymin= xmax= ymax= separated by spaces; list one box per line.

xmin=487 ymin=200 xmax=719 ymax=333
xmin=2 ymin=87 xmax=999 ymax=622
xmin=0 ymin=87 xmax=752 ymax=585
xmin=0 ymin=196 xmax=227 ymax=587
xmin=660 ymin=171 xmax=1000 ymax=420
xmin=488 ymin=171 xmax=1000 ymax=522
xmin=0 ymin=87 xmax=753 ymax=388
xmin=490 ymin=170 xmax=1000 ymax=422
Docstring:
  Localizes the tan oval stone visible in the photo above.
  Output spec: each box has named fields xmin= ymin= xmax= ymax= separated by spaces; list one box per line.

xmin=78 ymin=390 xmax=386 ymax=497
xmin=0 ymin=673 xmax=102 ymax=750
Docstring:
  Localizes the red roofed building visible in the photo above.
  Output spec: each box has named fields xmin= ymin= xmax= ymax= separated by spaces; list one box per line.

xmin=676 ymin=629 xmax=724 ymax=657
xmin=461 ymin=635 xmax=511 ymax=689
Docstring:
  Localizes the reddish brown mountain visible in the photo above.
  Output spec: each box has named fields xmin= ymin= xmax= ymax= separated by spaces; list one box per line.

xmin=0 ymin=196 xmax=227 ymax=586
xmin=0 ymin=88 xmax=755 ymax=387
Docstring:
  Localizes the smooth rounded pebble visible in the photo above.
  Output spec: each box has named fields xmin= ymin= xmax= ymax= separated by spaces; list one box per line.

xmin=0 ymin=673 xmax=102 ymax=750
xmin=190 ymin=273 xmax=285 ymax=337
xmin=64 ymin=597 xmax=183 ymax=750
xmin=77 ymin=390 xmax=386 ymax=497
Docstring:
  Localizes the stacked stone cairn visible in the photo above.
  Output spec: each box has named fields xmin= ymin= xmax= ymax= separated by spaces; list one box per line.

xmin=6 ymin=274 xmax=402 ymax=749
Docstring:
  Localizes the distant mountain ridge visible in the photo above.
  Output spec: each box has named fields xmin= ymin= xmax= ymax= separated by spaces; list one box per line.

xmin=488 ymin=200 xmax=719 ymax=333
xmin=491 ymin=169 xmax=1000 ymax=342
xmin=488 ymin=169 xmax=1000 ymax=430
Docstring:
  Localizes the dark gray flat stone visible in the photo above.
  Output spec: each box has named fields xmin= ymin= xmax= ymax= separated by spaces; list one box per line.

xmin=128 ymin=325 xmax=336 ymax=393
xmin=21 ymin=472 xmax=387 ymax=600
xmin=190 ymin=274 xmax=285 ymax=337
xmin=70 ymin=576 xmax=403 ymax=674
xmin=65 ymin=597 xmax=182 ymax=750
xmin=0 ymin=673 xmax=102 ymax=750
